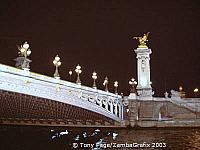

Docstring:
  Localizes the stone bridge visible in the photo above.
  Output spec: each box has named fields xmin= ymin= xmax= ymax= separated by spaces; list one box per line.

xmin=0 ymin=64 xmax=123 ymax=127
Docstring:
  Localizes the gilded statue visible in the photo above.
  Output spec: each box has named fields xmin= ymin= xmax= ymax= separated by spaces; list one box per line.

xmin=133 ymin=32 xmax=150 ymax=48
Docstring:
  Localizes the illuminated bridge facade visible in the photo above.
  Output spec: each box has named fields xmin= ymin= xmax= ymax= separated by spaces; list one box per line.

xmin=0 ymin=64 xmax=123 ymax=127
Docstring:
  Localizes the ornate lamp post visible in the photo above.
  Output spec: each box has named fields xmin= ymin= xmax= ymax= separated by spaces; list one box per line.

xmin=15 ymin=41 xmax=32 ymax=70
xmin=178 ymin=86 xmax=186 ymax=98
xmin=53 ymin=55 xmax=61 ymax=79
xmin=114 ymin=81 xmax=118 ymax=94
xmin=75 ymin=64 xmax=82 ymax=85
xmin=103 ymin=76 xmax=109 ymax=92
xmin=194 ymin=88 xmax=199 ymax=97
xmin=92 ymin=72 xmax=97 ymax=89
xmin=18 ymin=42 xmax=31 ymax=59
xmin=129 ymin=78 xmax=137 ymax=93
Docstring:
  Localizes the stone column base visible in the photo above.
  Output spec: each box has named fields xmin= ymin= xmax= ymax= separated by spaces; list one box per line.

xmin=137 ymin=88 xmax=154 ymax=100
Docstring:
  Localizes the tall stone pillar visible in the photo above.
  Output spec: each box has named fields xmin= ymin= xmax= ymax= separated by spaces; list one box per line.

xmin=128 ymin=99 xmax=140 ymax=127
xmin=134 ymin=48 xmax=154 ymax=100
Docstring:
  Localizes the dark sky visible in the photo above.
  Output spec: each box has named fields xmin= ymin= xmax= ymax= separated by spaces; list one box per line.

xmin=0 ymin=0 xmax=199 ymax=97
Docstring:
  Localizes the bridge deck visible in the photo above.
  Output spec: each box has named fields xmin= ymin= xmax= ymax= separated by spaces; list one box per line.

xmin=0 ymin=64 xmax=123 ymax=126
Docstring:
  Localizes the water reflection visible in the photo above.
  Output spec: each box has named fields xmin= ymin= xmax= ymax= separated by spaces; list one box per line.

xmin=184 ymin=130 xmax=200 ymax=150
xmin=0 ymin=126 xmax=200 ymax=150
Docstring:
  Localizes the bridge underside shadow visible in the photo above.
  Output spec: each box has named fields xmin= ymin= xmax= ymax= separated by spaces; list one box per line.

xmin=0 ymin=90 xmax=119 ymax=127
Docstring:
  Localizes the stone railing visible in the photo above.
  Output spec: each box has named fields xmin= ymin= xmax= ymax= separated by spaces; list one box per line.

xmin=0 ymin=64 xmax=123 ymax=122
xmin=170 ymin=97 xmax=200 ymax=113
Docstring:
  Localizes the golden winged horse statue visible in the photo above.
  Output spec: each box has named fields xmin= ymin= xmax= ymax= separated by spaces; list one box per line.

xmin=133 ymin=32 xmax=150 ymax=48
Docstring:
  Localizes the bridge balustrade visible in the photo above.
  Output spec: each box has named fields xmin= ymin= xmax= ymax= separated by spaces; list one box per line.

xmin=170 ymin=98 xmax=200 ymax=113
xmin=0 ymin=63 xmax=123 ymax=122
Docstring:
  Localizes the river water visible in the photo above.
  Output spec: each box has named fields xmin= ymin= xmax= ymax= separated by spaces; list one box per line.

xmin=0 ymin=126 xmax=200 ymax=150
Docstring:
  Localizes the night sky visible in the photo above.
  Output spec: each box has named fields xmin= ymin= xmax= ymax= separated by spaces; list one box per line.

xmin=0 ymin=0 xmax=199 ymax=97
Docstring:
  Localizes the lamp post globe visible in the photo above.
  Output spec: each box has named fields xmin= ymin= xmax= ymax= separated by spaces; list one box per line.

xmin=179 ymin=86 xmax=183 ymax=91
xmin=27 ymin=49 xmax=31 ymax=55
xmin=69 ymin=70 xmax=73 ymax=76
xmin=22 ymin=41 xmax=29 ymax=49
